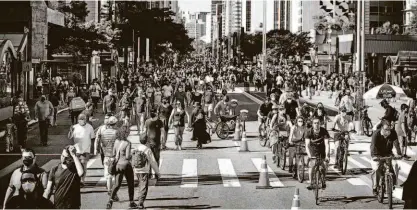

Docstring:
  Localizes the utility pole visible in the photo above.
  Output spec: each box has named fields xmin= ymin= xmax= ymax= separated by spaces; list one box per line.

xmin=262 ymin=0 xmax=267 ymax=92
xmin=355 ymin=0 xmax=365 ymax=135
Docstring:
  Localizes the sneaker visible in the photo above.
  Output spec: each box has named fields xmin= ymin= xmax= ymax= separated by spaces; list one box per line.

xmin=129 ymin=202 xmax=138 ymax=209
xmin=106 ymin=200 xmax=113 ymax=209
xmin=306 ymin=185 xmax=314 ymax=190
xmin=138 ymin=205 xmax=145 ymax=209
xmin=112 ymin=194 xmax=119 ymax=202
xmin=178 ymin=146 xmax=182 ymax=151
xmin=288 ymin=167 xmax=293 ymax=174
xmin=373 ymin=188 xmax=378 ymax=196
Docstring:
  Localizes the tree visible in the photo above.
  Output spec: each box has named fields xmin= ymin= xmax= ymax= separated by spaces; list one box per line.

xmin=48 ymin=1 xmax=113 ymax=62
xmin=266 ymin=29 xmax=313 ymax=62
xmin=375 ymin=21 xmax=401 ymax=35
xmin=241 ymin=32 xmax=262 ymax=61
xmin=314 ymin=14 xmax=355 ymax=34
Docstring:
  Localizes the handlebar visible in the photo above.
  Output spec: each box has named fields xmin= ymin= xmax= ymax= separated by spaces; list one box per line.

xmin=332 ymin=129 xmax=356 ymax=134
xmin=373 ymin=156 xmax=402 ymax=161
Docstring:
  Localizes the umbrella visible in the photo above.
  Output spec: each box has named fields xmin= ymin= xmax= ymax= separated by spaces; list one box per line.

xmin=363 ymin=84 xmax=406 ymax=99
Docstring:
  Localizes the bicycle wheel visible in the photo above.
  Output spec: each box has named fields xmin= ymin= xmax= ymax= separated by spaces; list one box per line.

xmin=387 ymin=175 xmax=393 ymax=209
xmin=276 ymin=141 xmax=282 ymax=167
xmin=315 ymin=169 xmax=321 ymax=205
xmin=378 ymin=177 xmax=385 ymax=203
xmin=341 ymin=148 xmax=349 ymax=175
xmin=258 ymin=125 xmax=267 ymax=147
xmin=297 ymin=156 xmax=305 ymax=183
xmin=215 ymin=122 xmax=230 ymax=139
xmin=279 ymin=143 xmax=287 ymax=170
xmin=363 ymin=119 xmax=373 ymax=137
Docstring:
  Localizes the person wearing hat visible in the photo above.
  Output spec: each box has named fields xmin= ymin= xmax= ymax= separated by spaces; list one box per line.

xmin=68 ymin=113 xmax=95 ymax=186
xmin=5 ymin=171 xmax=53 ymax=209
xmin=95 ymin=116 xmax=119 ymax=200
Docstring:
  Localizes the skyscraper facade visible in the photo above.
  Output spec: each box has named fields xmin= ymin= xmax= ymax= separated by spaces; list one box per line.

xmin=242 ymin=0 xmax=251 ymax=32
xmin=211 ymin=0 xmax=222 ymax=43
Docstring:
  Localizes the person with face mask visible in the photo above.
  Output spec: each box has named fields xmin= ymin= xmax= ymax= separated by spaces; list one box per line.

xmin=331 ymin=106 xmax=355 ymax=169
xmin=103 ymin=88 xmax=118 ymax=115
xmin=339 ymin=89 xmax=355 ymax=117
xmin=370 ymin=120 xmax=402 ymax=195
xmin=5 ymin=172 xmax=53 ymax=209
xmin=3 ymin=149 xmax=47 ymax=208
xmin=13 ymin=93 xmax=30 ymax=149
xmin=44 ymin=145 xmax=84 ymax=209
xmin=34 ymin=95 xmax=53 ymax=146
xmin=395 ymin=104 xmax=411 ymax=159
xmin=68 ymin=114 xmax=95 ymax=187
xmin=172 ymin=85 xmax=187 ymax=108
xmin=288 ymin=116 xmax=306 ymax=173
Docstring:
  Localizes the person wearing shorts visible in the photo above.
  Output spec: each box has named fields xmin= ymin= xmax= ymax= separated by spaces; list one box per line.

xmin=203 ymin=85 xmax=215 ymax=120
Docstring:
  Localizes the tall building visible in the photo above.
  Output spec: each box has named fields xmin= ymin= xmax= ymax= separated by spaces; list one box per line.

xmin=211 ymin=0 xmax=222 ymax=43
xmin=222 ymin=0 xmax=242 ymax=36
xmin=184 ymin=11 xmax=211 ymax=43
xmin=242 ymin=0 xmax=251 ymax=32
xmin=404 ymin=0 xmax=417 ymax=29
xmin=274 ymin=0 xmax=291 ymax=30
xmin=363 ymin=1 xmax=404 ymax=34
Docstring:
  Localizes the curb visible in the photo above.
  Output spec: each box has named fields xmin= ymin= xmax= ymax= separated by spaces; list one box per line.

xmin=242 ymin=91 xmax=262 ymax=105
xmin=28 ymin=107 xmax=69 ymax=127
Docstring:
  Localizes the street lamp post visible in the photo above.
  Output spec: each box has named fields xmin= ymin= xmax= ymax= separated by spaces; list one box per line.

xmin=262 ymin=0 xmax=267 ymax=92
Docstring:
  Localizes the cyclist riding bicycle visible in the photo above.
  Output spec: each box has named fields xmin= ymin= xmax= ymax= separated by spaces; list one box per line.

xmin=257 ymin=97 xmax=272 ymax=125
xmin=269 ymin=104 xmax=292 ymax=163
xmin=214 ymin=95 xmax=235 ymax=120
xmin=332 ymin=106 xmax=355 ymax=169
xmin=283 ymin=93 xmax=300 ymax=123
xmin=305 ymin=117 xmax=331 ymax=190
xmin=370 ymin=119 xmax=402 ymax=195
xmin=288 ymin=116 xmax=306 ymax=173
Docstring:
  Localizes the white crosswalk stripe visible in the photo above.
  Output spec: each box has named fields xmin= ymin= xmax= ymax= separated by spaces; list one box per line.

xmin=181 ymin=159 xmax=198 ymax=188
xmin=218 ymin=159 xmax=241 ymax=187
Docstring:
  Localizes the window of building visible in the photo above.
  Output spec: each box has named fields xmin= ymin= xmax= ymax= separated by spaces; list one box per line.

xmin=370 ymin=21 xmax=380 ymax=28
xmin=370 ymin=6 xmax=379 ymax=15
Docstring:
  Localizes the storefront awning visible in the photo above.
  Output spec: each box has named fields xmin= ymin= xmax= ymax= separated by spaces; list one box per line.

xmin=388 ymin=51 xmax=417 ymax=68
xmin=0 ymin=40 xmax=17 ymax=61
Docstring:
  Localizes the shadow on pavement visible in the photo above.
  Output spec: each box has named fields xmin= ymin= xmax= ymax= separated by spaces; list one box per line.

xmin=146 ymin=196 xmax=199 ymax=201
xmin=318 ymin=195 xmax=376 ymax=205
xmin=145 ymin=204 xmax=221 ymax=209
xmin=156 ymin=172 xmax=267 ymax=186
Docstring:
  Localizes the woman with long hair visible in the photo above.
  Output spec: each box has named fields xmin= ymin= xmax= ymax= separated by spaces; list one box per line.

xmin=169 ymin=101 xmax=190 ymax=150
xmin=107 ymin=126 xmax=136 ymax=209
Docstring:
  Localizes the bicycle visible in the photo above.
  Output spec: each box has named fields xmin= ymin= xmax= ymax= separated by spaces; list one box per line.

xmin=258 ymin=116 xmax=268 ymax=147
xmin=332 ymin=129 xmax=356 ymax=175
xmin=276 ymin=135 xmax=289 ymax=170
xmin=289 ymin=143 xmax=306 ymax=183
xmin=214 ymin=115 xmax=238 ymax=139
xmin=360 ymin=105 xmax=373 ymax=137
xmin=373 ymin=156 xmax=401 ymax=209
xmin=309 ymin=156 xmax=328 ymax=205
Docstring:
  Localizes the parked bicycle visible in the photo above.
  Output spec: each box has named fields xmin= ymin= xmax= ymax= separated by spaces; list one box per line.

xmin=373 ymin=156 xmax=401 ymax=209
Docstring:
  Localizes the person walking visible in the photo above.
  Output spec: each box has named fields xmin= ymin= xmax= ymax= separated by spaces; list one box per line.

xmin=44 ymin=145 xmax=84 ymax=209
xmin=34 ymin=95 xmax=53 ymax=146
xmin=402 ymin=160 xmax=417 ymax=209
xmin=168 ymin=101 xmax=190 ymax=150
xmin=49 ymin=90 xmax=60 ymax=127
xmin=95 ymin=116 xmax=119 ymax=201
xmin=13 ymin=95 xmax=30 ymax=149
xmin=132 ymin=135 xmax=161 ymax=209
xmin=143 ymin=109 xmax=164 ymax=166
xmin=103 ymin=88 xmax=118 ymax=115
xmin=158 ymin=97 xmax=172 ymax=150
xmin=106 ymin=126 xmax=137 ymax=209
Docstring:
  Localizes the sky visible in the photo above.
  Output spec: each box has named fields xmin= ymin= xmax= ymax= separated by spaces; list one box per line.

xmin=178 ymin=0 xmax=265 ymax=32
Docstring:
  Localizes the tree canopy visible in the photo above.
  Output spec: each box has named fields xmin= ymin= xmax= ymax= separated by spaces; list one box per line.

xmin=314 ymin=14 xmax=355 ymax=34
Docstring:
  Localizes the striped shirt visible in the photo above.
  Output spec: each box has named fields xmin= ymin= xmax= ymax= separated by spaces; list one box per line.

xmin=100 ymin=128 xmax=117 ymax=157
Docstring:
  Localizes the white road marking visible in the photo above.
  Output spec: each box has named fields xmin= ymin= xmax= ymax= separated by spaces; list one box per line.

xmin=218 ymin=159 xmax=241 ymax=187
xmin=347 ymin=177 xmax=368 ymax=186
xmin=181 ymin=159 xmax=198 ymax=188
xmin=349 ymin=158 xmax=368 ymax=169
xmin=251 ymin=158 xmax=284 ymax=187
xmin=234 ymin=141 xmax=239 ymax=150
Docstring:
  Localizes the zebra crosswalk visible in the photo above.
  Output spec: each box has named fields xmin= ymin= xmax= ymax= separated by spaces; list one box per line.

xmin=30 ymin=153 xmax=415 ymax=198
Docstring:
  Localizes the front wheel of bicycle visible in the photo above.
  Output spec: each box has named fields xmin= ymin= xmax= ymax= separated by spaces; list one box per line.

xmin=341 ymin=149 xmax=349 ymax=175
xmin=297 ymin=157 xmax=305 ymax=183
xmin=279 ymin=143 xmax=287 ymax=170
xmin=259 ymin=125 xmax=267 ymax=147
xmin=314 ymin=169 xmax=321 ymax=205
xmin=215 ymin=122 xmax=230 ymax=139
xmin=387 ymin=175 xmax=393 ymax=209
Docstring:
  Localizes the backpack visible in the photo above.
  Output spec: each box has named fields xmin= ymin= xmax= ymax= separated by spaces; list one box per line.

xmin=132 ymin=149 xmax=148 ymax=168
xmin=70 ymin=97 xmax=86 ymax=112
xmin=392 ymin=107 xmax=399 ymax=122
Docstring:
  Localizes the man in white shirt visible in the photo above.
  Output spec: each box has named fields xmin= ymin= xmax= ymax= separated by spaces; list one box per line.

xmin=162 ymin=83 xmax=173 ymax=102
xmin=339 ymin=89 xmax=355 ymax=117
xmin=68 ymin=114 xmax=95 ymax=186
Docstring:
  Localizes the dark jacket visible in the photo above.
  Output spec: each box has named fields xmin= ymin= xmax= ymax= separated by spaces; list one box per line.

xmin=370 ymin=129 xmax=401 ymax=157
xmin=403 ymin=161 xmax=417 ymax=201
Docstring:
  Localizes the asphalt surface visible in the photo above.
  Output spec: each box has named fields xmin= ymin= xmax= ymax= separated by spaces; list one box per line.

xmin=1 ymin=92 xmax=413 ymax=209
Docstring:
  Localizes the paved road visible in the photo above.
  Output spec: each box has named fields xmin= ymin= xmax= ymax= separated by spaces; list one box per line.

xmin=1 ymin=92 xmax=413 ymax=209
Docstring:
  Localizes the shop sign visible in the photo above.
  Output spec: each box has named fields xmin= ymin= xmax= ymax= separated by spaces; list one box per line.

xmin=22 ymin=62 xmax=32 ymax=72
